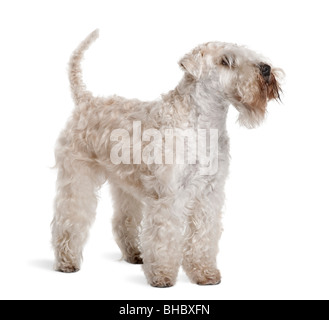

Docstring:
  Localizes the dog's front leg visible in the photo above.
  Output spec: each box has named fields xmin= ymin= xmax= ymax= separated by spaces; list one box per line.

xmin=182 ymin=189 xmax=224 ymax=285
xmin=140 ymin=199 xmax=184 ymax=287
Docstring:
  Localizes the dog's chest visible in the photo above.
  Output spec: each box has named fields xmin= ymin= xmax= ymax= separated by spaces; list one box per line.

xmin=173 ymin=131 xmax=230 ymax=194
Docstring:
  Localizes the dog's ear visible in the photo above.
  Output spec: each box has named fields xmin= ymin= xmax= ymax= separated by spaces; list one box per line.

xmin=179 ymin=51 xmax=203 ymax=79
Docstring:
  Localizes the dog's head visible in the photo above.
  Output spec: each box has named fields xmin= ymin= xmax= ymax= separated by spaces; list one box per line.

xmin=179 ymin=42 xmax=284 ymax=128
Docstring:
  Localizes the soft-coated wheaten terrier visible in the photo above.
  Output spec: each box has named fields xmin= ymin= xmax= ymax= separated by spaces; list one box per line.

xmin=52 ymin=30 xmax=283 ymax=287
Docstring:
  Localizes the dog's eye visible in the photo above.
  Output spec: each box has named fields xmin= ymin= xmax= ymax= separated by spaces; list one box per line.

xmin=221 ymin=56 xmax=230 ymax=67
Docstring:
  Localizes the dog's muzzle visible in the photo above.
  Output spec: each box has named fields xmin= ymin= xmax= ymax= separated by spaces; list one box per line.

xmin=259 ymin=63 xmax=271 ymax=82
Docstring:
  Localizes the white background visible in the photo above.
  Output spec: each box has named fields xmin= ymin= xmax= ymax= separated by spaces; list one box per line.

xmin=1 ymin=0 xmax=328 ymax=300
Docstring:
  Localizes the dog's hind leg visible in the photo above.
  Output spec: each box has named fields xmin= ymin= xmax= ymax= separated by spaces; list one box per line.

xmin=52 ymin=141 xmax=104 ymax=272
xmin=111 ymin=186 xmax=143 ymax=264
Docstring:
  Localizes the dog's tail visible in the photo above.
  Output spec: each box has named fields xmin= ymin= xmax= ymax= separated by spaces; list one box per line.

xmin=69 ymin=29 xmax=99 ymax=105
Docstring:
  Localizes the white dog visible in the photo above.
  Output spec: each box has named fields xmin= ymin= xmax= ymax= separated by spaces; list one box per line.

xmin=52 ymin=30 xmax=283 ymax=287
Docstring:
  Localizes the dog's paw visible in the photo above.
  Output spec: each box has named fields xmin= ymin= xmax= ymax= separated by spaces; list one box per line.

xmin=190 ymin=268 xmax=221 ymax=285
xmin=55 ymin=262 xmax=80 ymax=273
xmin=144 ymin=268 xmax=176 ymax=288
xmin=149 ymin=276 xmax=175 ymax=288
xmin=125 ymin=255 xmax=143 ymax=265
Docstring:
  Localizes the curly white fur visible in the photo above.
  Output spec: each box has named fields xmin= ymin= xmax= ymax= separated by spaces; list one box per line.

xmin=52 ymin=30 xmax=283 ymax=287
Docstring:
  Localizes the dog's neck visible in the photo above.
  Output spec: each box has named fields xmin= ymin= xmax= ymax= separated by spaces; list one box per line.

xmin=167 ymin=75 xmax=230 ymax=133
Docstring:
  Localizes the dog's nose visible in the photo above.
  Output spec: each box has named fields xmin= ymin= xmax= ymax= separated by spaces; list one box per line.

xmin=260 ymin=64 xmax=271 ymax=78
